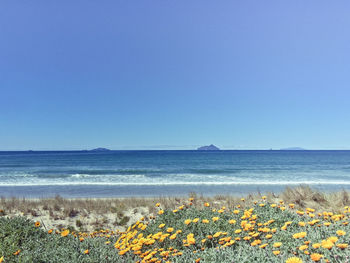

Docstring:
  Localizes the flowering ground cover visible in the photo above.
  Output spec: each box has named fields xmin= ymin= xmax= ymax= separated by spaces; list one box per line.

xmin=1 ymin=196 xmax=350 ymax=262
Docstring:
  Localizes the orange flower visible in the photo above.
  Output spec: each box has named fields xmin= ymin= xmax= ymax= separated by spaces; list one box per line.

xmin=321 ymin=240 xmax=333 ymax=249
xmin=312 ymin=243 xmax=321 ymax=249
xmin=34 ymin=221 xmax=40 ymax=227
xmin=285 ymin=257 xmax=302 ymax=263
xmin=299 ymin=245 xmax=308 ymax=251
xmin=336 ymin=230 xmax=346 ymax=236
xmin=61 ymin=229 xmax=70 ymax=237
xmin=337 ymin=243 xmax=348 ymax=249
xmin=310 ymin=253 xmax=323 ymax=262
xmin=13 ymin=249 xmax=21 ymax=256
xmin=84 ymin=249 xmax=89 ymax=254
xmin=273 ymin=242 xmax=282 ymax=248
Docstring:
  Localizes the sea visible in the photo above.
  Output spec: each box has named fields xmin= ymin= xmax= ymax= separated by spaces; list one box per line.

xmin=0 ymin=150 xmax=350 ymax=198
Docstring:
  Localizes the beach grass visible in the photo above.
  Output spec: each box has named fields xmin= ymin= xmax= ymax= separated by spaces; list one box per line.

xmin=1 ymin=186 xmax=350 ymax=262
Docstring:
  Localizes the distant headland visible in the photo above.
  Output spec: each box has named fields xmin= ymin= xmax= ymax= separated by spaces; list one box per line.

xmin=197 ymin=144 xmax=220 ymax=151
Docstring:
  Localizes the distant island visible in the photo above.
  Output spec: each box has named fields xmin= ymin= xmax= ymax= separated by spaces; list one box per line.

xmin=280 ymin=147 xmax=306 ymax=150
xmin=197 ymin=144 xmax=220 ymax=151
xmin=89 ymin=148 xmax=111 ymax=152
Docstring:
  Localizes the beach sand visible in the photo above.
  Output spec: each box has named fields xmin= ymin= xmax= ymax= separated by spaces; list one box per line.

xmin=1 ymin=186 xmax=349 ymax=232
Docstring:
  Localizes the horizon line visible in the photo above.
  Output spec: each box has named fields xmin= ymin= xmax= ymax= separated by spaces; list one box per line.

xmin=1 ymin=148 xmax=350 ymax=152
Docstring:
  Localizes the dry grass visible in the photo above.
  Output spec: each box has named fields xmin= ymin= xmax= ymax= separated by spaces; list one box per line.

xmin=0 ymin=185 xmax=349 ymax=231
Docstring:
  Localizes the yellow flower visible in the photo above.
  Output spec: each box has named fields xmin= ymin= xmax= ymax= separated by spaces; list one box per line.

xmin=193 ymin=218 xmax=199 ymax=223
xmin=310 ymin=253 xmax=323 ymax=262
xmin=212 ymin=217 xmax=219 ymax=222
xmin=321 ymin=240 xmax=333 ymax=249
xmin=259 ymin=243 xmax=268 ymax=248
xmin=167 ymin=227 xmax=174 ymax=232
xmin=84 ymin=249 xmax=89 ymax=254
xmin=155 ymin=203 xmax=160 ymax=207
xmin=234 ymin=229 xmax=242 ymax=234
xmin=169 ymin=233 xmax=177 ymax=240
xmin=299 ymin=245 xmax=308 ymax=251
xmin=327 ymin=236 xmax=338 ymax=243
xmin=119 ymin=248 xmax=130 ymax=255
xmin=273 ymin=242 xmax=282 ymax=248
xmin=285 ymin=257 xmax=302 ymax=263
xmin=159 ymin=223 xmax=165 ymax=228
xmin=229 ymin=219 xmax=236 ymax=224
xmin=213 ymin=232 xmax=221 ymax=238
xmin=158 ymin=210 xmax=164 ymax=215
xmin=204 ymin=202 xmax=210 ymax=207
xmin=184 ymin=219 xmax=192 ymax=225
xmin=336 ymin=243 xmax=348 ymax=249
xmin=61 ymin=229 xmax=70 ymax=237
xmin=312 ymin=243 xmax=321 ymax=249
xmin=202 ymin=219 xmax=209 ymax=224
xmin=293 ymin=232 xmax=307 ymax=239
xmin=273 ymin=250 xmax=280 ymax=255
xmin=336 ymin=230 xmax=346 ymax=236
xmin=0 ymin=256 xmax=3 ymax=263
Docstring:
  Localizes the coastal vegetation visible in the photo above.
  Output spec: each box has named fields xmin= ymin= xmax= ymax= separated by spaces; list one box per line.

xmin=1 ymin=186 xmax=350 ymax=262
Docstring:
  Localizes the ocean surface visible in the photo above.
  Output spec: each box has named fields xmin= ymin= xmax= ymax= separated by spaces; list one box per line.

xmin=0 ymin=150 xmax=350 ymax=197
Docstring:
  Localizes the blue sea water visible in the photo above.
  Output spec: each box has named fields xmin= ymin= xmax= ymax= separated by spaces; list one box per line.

xmin=0 ymin=150 xmax=350 ymax=197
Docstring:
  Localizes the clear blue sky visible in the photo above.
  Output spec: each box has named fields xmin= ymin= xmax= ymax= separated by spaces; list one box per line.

xmin=1 ymin=1 xmax=350 ymax=150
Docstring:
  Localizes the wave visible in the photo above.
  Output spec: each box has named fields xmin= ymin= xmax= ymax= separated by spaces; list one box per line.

xmin=1 ymin=180 xmax=350 ymax=187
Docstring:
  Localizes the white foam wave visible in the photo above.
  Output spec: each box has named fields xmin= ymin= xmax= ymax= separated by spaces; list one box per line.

xmin=1 ymin=180 xmax=350 ymax=186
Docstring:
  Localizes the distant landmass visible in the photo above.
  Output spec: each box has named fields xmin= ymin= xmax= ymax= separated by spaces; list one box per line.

xmin=197 ymin=144 xmax=220 ymax=151
xmin=280 ymin=147 xmax=306 ymax=150
xmin=90 ymin=148 xmax=111 ymax=152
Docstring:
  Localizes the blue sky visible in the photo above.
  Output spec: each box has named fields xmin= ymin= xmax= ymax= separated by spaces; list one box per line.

xmin=1 ymin=1 xmax=350 ymax=150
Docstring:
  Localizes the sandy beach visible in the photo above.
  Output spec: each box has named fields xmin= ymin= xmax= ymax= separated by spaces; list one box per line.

xmin=1 ymin=186 xmax=349 ymax=232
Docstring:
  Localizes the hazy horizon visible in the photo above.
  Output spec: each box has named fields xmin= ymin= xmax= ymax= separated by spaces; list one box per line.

xmin=2 ymin=146 xmax=350 ymax=151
